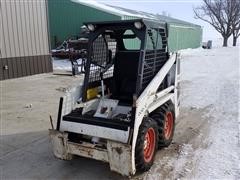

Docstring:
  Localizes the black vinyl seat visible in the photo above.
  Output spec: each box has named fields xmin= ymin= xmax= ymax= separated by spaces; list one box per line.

xmin=112 ymin=51 xmax=140 ymax=104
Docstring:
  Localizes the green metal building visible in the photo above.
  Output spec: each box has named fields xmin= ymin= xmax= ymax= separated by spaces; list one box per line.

xmin=48 ymin=0 xmax=202 ymax=51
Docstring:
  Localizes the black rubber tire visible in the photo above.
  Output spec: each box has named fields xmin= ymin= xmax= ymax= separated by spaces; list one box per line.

xmin=135 ymin=117 xmax=158 ymax=172
xmin=150 ymin=101 xmax=175 ymax=148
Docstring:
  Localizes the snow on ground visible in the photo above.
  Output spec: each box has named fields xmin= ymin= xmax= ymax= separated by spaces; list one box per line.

xmin=136 ymin=42 xmax=239 ymax=180
xmin=52 ymin=58 xmax=72 ymax=71
xmin=179 ymin=45 xmax=239 ymax=179
xmin=53 ymin=58 xmax=113 ymax=78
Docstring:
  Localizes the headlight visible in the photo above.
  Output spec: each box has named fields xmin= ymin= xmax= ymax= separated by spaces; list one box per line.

xmin=87 ymin=24 xmax=95 ymax=31
xmin=134 ymin=22 xmax=143 ymax=29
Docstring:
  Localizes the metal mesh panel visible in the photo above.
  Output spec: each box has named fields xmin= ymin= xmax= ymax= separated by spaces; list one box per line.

xmin=89 ymin=34 xmax=117 ymax=82
xmin=142 ymin=29 xmax=168 ymax=89
xmin=92 ymin=36 xmax=107 ymax=67
xmin=107 ymin=37 xmax=117 ymax=59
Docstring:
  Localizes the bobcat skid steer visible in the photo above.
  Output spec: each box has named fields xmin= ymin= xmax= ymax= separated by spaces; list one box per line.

xmin=49 ymin=19 xmax=180 ymax=176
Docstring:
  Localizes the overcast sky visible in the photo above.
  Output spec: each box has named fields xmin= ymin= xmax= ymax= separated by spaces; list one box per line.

xmin=96 ymin=0 xmax=222 ymax=41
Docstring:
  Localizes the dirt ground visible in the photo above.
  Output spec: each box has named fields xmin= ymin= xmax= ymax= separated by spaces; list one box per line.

xmin=0 ymin=73 xmax=212 ymax=180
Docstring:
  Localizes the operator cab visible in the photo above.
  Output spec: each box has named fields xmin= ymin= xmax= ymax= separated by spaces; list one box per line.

xmin=62 ymin=19 xmax=169 ymax=133
xmin=83 ymin=28 xmax=142 ymax=105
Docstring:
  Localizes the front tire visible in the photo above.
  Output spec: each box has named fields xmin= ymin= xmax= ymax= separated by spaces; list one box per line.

xmin=135 ymin=117 xmax=158 ymax=172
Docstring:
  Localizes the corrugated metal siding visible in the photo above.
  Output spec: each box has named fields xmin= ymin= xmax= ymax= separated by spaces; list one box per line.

xmin=122 ymin=16 xmax=202 ymax=52
xmin=48 ymin=0 xmax=121 ymax=48
xmin=168 ymin=24 xmax=202 ymax=52
xmin=0 ymin=0 xmax=52 ymax=80
xmin=1 ymin=0 xmax=50 ymax=58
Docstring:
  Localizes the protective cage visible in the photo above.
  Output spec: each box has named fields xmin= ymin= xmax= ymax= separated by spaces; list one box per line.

xmin=82 ymin=19 xmax=169 ymax=102
xmin=142 ymin=28 xmax=168 ymax=90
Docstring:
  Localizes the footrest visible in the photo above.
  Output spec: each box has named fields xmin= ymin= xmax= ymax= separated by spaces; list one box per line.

xmin=63 ymin=111 xmax=131 ymax=131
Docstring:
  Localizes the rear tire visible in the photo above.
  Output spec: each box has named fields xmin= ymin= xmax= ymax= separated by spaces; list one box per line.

xmin=135 ymin=117 xmax=158 ymax=172
xmin=150 ymin=101 xmax=175 ymax=148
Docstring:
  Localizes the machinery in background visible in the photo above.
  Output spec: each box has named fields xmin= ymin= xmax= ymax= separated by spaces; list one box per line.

xmin=52 ymin=26 xmax=89 ymax=75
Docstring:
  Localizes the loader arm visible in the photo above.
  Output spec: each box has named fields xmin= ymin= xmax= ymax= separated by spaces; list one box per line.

xmin=131 ymin=53 xmax=178 ymax=173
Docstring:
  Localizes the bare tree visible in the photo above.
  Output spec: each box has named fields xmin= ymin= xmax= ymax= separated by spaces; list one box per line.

xmin=231 ymin=0 xmax=240 ymax=46
xmin=232 ymin=26 xmax=240 ymax=46
xmin=194 ymin=0 xmax=235 ymax=47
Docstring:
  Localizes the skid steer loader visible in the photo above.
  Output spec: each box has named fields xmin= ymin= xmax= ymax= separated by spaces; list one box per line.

xmin=49 ymin=19 xmax=180 ymax=176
